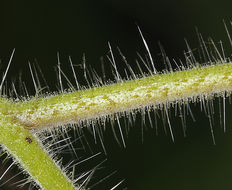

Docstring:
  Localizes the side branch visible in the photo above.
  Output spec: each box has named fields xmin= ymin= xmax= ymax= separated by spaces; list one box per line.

xmin=0 ymin=115 xmax=76 ymax=190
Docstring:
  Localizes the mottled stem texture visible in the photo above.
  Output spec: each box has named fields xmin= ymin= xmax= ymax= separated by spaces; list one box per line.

xmin=0 ymin=62 xmax=232 ymax=189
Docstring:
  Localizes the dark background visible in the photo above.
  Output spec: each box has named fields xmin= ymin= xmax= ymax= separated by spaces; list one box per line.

xmin=1 ymin=0 xmax=232 ymax=190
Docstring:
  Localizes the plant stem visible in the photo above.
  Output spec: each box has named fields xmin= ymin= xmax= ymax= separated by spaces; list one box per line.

xmin=10 ymin=62 xmax=232 ymax=129
xmin=0 ymin=113 xmax=76 ymax=189
xmin=1 ymin=62 xmax=232 ymax=189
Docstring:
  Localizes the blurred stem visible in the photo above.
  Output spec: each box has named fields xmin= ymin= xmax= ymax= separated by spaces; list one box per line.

xmin=0 ymin=111 xmax=76 ymax=190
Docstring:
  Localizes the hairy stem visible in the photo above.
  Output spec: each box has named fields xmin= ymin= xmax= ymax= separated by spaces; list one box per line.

xmin=9 ymin=62 xmax=232 ymax=129
xmin=0 ymin=114 xmax=76 ymax=189
xmin=1 ymin=62 xmax=232 ymax=189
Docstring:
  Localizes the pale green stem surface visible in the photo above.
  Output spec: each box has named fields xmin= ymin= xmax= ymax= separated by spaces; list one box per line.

xmin=0 ymin=62 xmax=232 ymax=189
xmin=11 ymin=63 xmax=232 ymax=129
xmin=0 ymin=102 xmax=76 ymax=189
xmin=0 ymin=115 xmax=76 ymax=189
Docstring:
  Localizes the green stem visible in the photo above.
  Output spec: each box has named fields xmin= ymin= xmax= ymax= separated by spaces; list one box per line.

xmin=11 ymin=62 xmax=232 ymax=129
xmin=1 ymin=62 xmax=232 ymax=189
xmin=0 ymin=114 xmax=76 ymax=189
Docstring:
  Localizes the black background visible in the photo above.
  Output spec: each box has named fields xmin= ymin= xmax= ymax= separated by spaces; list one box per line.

xmin=1 ymin=0 xmax=232 ymax=190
